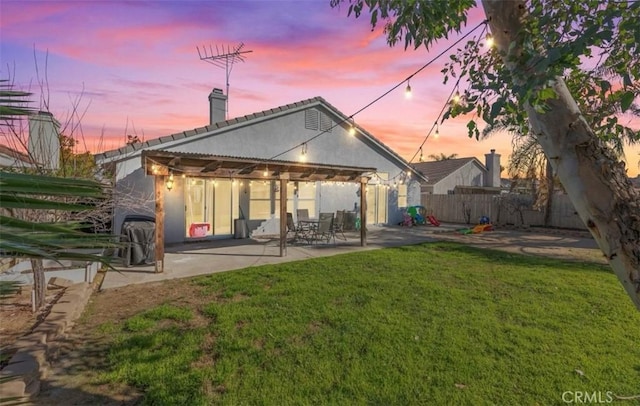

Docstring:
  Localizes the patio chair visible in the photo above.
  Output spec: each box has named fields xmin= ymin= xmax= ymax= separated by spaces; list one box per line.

xmin=331 ymin=210 xmax=347 ymax=240
xmin=286 ymin=212 xmax=299 ymax=241
xmin=309 ymin=212 xmax=334 ymax=244
xmin=296 ymin=208 xmax=310 ymax=222
xmin=295 ymin=208 xmax=313 ymax=235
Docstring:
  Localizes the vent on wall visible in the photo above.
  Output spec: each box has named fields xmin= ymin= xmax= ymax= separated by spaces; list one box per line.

xmin=305 ymin=109 xmax=333 ymax=132
xmin=320 ymin=113 xmax=332 ymax=132
xmin=305 ymin=110 xmax=319 ymax=130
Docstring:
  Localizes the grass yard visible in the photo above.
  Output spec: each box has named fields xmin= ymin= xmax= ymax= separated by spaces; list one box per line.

xmin=89 ymin=242 xmax=640 ymax=405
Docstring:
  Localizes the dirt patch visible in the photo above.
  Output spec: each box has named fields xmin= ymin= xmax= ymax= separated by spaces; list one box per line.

xmin=427 ymin=227 xmax=604 ymax=264
xmin=1 ymin=286 xmax=66 ymax=364
xmin=33 ymin=277 xmax=205 ymax=405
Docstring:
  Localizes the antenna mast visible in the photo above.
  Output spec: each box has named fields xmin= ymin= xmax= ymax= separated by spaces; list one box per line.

xmin=197 ymin=42 xmax=252 ymax=119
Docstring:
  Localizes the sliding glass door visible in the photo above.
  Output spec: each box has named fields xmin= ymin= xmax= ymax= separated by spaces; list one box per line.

xmin=185 ymin=178 xmax=238 ymax=238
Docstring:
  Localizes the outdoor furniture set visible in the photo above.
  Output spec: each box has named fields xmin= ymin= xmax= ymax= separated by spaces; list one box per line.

xmin=286 ymin=209 xmax=347 ymax=244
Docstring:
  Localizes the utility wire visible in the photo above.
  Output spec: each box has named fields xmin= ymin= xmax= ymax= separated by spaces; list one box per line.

xmin=407 ymin=23 xmax=489 ymax=166
xmin=263 ymin=19 xmax=489 ymax=164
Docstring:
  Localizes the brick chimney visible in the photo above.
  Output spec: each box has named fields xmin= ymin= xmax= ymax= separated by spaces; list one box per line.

xmin=484 ymin=149 xmax=501 ymax=188
xmin=208 ymin=88 xmax=227 ymax=125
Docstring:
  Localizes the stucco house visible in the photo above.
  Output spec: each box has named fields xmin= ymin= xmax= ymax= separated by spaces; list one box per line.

xmin=412 ymin=150 xmax=502 ymax=195
xmin=0 ymin=144 xmax=35 ymax=169
xmin=95 ymin=89 xmax=427 ymax=247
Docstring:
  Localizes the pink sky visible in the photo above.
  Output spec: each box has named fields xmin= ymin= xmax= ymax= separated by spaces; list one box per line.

xmin=1 ymin=1 xmax=638 ymax=177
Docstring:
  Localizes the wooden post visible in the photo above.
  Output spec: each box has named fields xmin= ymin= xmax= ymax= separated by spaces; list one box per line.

xmin=155 ymin=175 xmax=165 ymax=273
xmin=360 ymin=177 xmax=367 ymax=247
xmin=279 ymin=174 xmax=289 ymax=257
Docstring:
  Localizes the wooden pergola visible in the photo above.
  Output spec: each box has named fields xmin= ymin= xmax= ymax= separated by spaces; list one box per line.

xmin=141 ymin=150 xmax=376 ymax=272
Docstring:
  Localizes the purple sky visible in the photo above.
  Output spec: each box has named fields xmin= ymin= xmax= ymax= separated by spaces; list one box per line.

xmin=2 ymin=1 xmax=638 ymax=176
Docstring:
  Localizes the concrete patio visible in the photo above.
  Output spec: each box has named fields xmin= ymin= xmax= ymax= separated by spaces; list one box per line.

xmin=100 ymin=223 xmax=600 ymax=290
xmin=100 ymin=225 xmax=447 ymax=289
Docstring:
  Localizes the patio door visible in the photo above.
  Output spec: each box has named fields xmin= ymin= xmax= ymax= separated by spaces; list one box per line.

xmin=185 ymin=178 xmax=238 ymax=238
xmin=366 ymin=184 xmax=388 ymax=225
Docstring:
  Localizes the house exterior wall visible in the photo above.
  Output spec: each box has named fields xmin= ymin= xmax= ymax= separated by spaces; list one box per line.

xmin=432 ymin=161 xmax=485 ymax=194
xmin=106 ymin=104 xmax=420 ymax=243
xmin=0 ymin=153 xmax=34 ymax=169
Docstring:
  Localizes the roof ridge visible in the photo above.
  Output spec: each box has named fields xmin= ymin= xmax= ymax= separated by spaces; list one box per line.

xmin=95 ymin=96 xmax=325 ymax=160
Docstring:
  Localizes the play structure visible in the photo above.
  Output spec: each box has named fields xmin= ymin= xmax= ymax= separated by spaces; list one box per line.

xmin=401 ymin=206 xmax=441 ymax=227
xmin=457 ymin=216 xmax=494 ymax=234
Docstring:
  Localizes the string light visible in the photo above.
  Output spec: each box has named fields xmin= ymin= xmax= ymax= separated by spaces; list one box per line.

xmin=452 ymin=90 xmax=461 ymax=104
xmin=405 ymin=79 xmax=412 ymax=99
xmin=349 ymin=118 xmax=356 ymax=136
xmin=166 ymin=172 xmax=174 ymax=191
xmin=299 ymin=143 xmax=308 ymax=162
xmin=227 ymin=20 xmax=488 ymax=179
xmin=485 ymin=33 xmax=494 ymax=48
xmin=434 ymin=123 xmax=440 ymax=138
xmin=419 ymin=147 xmax=424 ymax=162
xmin=263 ymin=165 xmax=269 ymax=177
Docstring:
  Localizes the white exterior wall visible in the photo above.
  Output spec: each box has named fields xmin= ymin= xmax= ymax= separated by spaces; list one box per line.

xmin=105 ymin=104 xmax=421 ymax=243
xmin=432 ymin=161 xmax=485 ymax=195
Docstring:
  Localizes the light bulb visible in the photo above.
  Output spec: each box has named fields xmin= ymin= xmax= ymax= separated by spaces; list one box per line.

xmin=405 ymin=82 xmax=412 ymax=99
xmin=300 ymin=143 xmax=307 ymax=162
xmin=485 ymin=33 xmax=494 ymax=48
xmin=453 ymin=91 xmax=461 ymax=104
xmin=166 ymin=173 xmax=174 ymax=191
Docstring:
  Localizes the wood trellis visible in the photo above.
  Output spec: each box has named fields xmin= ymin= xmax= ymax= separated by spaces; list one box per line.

xmin=142 ymin=150 xmax=374 ymax=272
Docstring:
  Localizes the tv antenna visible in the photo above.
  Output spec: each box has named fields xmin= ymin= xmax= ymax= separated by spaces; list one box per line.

xmin=197 ymin=42 xmax=252 ymax=119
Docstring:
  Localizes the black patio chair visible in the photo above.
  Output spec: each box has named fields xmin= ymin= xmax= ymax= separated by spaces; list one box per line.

xmin=309 ymin=212 xmax=334 ymax=244
xmin=332 ymin=210 xmax=347 ymax=241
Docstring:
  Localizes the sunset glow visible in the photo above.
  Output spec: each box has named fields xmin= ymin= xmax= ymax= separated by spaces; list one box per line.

xmin=1 ymin=1 xmax=638 ymax=176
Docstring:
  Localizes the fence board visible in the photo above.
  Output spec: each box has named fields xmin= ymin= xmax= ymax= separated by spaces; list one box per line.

xmin=420 ymin=193 xmax=587 ymax=230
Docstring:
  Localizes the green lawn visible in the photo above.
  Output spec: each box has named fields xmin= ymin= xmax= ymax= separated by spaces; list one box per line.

xmin=94 ymin=242 xmax=640 ymax=405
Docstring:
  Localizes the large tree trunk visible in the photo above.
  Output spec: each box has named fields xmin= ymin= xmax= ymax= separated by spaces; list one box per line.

xmin=482 ymin=0 xmax=640 ymax=310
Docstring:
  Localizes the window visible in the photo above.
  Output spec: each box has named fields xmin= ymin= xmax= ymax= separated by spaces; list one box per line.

xmin=398 ymin=184 xmax=408 ymax=208
xmin=297 ymin=182 xmax=316 ymax=217
xmin=274 ymin=181 xmax=295 ymax=218
xmin=249 ymin=181 xmax=272 ymax=220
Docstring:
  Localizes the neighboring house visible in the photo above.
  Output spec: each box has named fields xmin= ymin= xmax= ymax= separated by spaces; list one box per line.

xmin=630 ymin=175 xmax=640 ymax=190
xmin=95 ymin=89 xmax=427 ymax=245
xmin=413 ymin=150 xmax=502 ymax=195
xmin=1 ymin=111 xmax=60 ymax=170
xmin=0 ymin=144 xmax=36 ymax=169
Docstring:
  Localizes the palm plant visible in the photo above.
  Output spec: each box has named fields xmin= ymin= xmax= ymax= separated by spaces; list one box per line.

xmin=427 ymin=153 xmax=459 ymax=161
xmin=0 ymin=80 xmax=115 ymax=310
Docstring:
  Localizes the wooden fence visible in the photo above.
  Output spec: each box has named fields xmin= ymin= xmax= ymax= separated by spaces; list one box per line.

xmin=420 ymin=193 xmax=587 ymax=230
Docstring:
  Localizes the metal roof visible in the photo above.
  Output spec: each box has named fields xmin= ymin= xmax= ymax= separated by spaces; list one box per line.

xmin=142 ymin=150 xmax=376 ymax=183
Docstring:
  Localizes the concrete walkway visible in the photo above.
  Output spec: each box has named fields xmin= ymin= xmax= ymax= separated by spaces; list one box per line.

xmin=100 ymin=224 xmax=600 ymax=290
xmin=100 ymin=225 xmax=447 ymax=289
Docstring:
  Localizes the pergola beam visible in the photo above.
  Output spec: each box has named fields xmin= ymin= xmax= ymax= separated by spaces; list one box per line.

xmin=143 ymin=150 xmax=375 ymax=269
